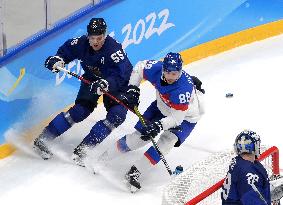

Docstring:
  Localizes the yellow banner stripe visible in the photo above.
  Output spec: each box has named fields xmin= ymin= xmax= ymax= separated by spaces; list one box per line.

xmin=0 ymin=144 xmax=15 ymax=159
xmin=180 ymin=19 xmax=283 ymax=65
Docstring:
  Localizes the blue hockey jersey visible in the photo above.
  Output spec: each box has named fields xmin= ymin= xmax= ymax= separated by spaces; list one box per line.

xmin=55 ymin=35 xmax=133 ymax=93
xmin=221 ymin=155 xmax=271 ymax=205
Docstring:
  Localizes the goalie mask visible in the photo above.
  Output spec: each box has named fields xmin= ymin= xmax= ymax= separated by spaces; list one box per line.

xmin=234 ymin=130 xmax=261 ymax=158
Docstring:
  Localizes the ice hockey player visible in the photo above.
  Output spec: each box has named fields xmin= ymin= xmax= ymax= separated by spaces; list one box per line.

xmin=98 ymin=52 xmax=205 ymax=193
xmin=221 ymin=130 xmax=272 ymax=205
xmin=33 ymin=18 xmax=133 ymax=166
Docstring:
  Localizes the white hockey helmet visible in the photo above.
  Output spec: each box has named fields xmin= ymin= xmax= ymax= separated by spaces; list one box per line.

xmin=234 ymin=129 xmax=261 ymax=158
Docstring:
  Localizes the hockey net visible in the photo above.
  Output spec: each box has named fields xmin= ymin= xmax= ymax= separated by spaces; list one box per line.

xmin=162 ymin=146 xmax=280 ymax=205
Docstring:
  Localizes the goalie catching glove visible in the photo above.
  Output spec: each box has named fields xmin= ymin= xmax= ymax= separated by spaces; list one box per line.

xmin=44 ymin=56 xmax=65 ymax=73
xmin=120 ymin=85 xmax=140 ymax=109
xmin=140 ymin=120 xmax=163 ymax=141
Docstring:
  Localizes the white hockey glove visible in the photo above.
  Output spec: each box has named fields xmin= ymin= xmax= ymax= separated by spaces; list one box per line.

xmin=44 ymin=56 xmax=65 ymax=73
xmin=270 ymin=176 xmax=283 ymax=202
xmin=90 ymin=78 xmax=109 ymax=95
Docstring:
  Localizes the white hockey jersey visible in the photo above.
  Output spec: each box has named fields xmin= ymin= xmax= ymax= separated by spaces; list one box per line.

xmin=129 ymin=60 xmax=205 ymax=130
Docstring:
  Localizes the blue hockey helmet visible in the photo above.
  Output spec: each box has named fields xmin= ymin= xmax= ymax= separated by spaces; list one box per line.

xmin=163 ymin=52 xmax=183 ymax=72
xmin=234 ymin=130 xmax=261 ymax=158
xmin=87 ymin=18 xmax=107 ymax=36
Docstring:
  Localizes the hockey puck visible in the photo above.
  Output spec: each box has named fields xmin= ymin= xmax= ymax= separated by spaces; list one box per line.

xmin=173 ymin=165 xmax=184 ymax=175
xmin=226 ymin=93 xmax=233 ymax=98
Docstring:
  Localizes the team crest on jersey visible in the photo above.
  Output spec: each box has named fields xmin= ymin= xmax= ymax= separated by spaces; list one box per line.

xmin=246 ymin=173 xmax=259 ymax=185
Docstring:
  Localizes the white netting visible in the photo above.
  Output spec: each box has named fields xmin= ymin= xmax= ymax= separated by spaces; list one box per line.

xmin=162 ymin=146 xmax=274 ymax=205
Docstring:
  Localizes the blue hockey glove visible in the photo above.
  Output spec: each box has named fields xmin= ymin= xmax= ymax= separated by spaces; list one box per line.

xmin=90 ymin=78 xmax=109 ymax=95
xmin=140 ymin=120 xmax=163 ymax=141
xmin=44 ymin=56 xmax=65 ymax=73
xmin=121 ymin=85 xmax=140 ymax=109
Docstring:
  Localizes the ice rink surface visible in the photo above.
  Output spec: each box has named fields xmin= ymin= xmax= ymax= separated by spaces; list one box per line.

xmin=1 ymin=34 xmax=283 ymax=204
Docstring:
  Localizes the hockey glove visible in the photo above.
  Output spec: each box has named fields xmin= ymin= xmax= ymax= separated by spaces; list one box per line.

xmin=140 ymin=120 xmax=163 ymax=141
xmin=121 ymin=85 xmax=140 ymax=109
xmin=90 ymin=78 xmax=109 ymax=95
xmin=44 ymin=56 xmax=65 ymax=73
xmin=191 ymin=76 xmax=205 ymax=94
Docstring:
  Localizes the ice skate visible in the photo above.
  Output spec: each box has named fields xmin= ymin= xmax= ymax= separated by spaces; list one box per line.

xmin=33 ymin=137 xmax=53 ymax=160
xmin=72 ymin=144 xmax=87 ymax=167
xmin=33 ymin=128 xmax=55 ymax=160
xmin=125 ymin=165 xmax=141 ymax=193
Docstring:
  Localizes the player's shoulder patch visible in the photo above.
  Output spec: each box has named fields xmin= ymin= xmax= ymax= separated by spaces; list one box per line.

xmin=228 ymin=156 xmax=245 ymax=176
xmin=181 ymin=71 xmax=194 ymax=85
xmin=66 ymin=35 xmax=87 ymax=47
xmin=229 ymin=157 xmax=238 ymax=171
xmin=144 ymin=60 xmax=160 ymax=69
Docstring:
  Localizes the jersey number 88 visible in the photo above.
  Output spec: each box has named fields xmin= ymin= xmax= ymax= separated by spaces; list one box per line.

xmin=179 ymin=92 xmax=191 ymax=103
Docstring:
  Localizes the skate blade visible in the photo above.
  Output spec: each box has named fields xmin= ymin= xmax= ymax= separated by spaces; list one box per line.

xmin=33 ymin=146 xmax=52 ymax=160
xmin=127 ymin=182 xmax=140 ymax=193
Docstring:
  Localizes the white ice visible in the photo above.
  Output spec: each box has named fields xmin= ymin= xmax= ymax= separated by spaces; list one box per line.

xmin=1 ymin=34 xmax=283 ymax=205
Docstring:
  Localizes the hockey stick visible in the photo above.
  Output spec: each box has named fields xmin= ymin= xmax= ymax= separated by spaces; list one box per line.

xmin=56 ymin=66 xmax=134 ymax=112
xmin=56 ymin=66 xmax=173 ymax=175
xmin=250 ymin=183 xmax=268 ymax=205
xmin=133 ymin=107 xmax=173 ymax=175
xmin=246 ymin=173 xmax=268 ymax=204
